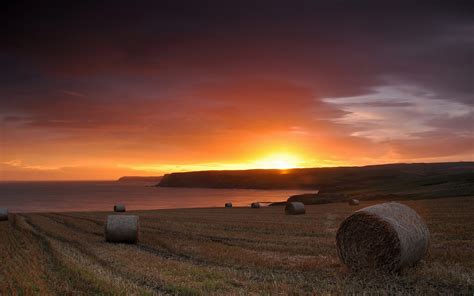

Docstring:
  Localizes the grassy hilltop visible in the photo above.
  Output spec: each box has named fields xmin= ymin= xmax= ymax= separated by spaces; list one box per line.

xmin=1 ymin=197 xmax=473 ymax=294
xmin=158 ymin=162 xmax=474 ymax=201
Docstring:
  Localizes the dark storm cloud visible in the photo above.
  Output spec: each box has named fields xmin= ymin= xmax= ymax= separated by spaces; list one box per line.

xmin=2 ymin=1 xmax=472 ymax=101
xmin=1 ymin=79 xmax=347 ymax=137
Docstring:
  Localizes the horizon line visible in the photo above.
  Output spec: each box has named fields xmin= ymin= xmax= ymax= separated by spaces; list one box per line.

xmin=1 ymin=160 xmax=472 ymax=182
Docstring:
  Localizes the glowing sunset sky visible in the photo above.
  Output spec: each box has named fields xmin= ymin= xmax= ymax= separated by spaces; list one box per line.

xmin=1 ymin=1 xmax=473 ymax=180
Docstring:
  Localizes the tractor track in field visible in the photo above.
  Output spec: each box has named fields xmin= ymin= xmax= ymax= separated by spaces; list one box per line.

xmin=34 ymin=213 xmax=308 ymax=282
xmin=13 ymin=214 xmax=111 ymax=295
xmin=39 ymin=213 xmax=210 ymax=267
xmin=55 ymin=212 xmax=313 ymax=254
xmin=17 ymin=214 xmax=168 ymax=295
xmin=45 ymin=213 xmax=261 ymax=272
xmin=27 ymin=213 xmax=291 ymax=289
xmin=52 ymin=213 xmax=104 ymax=226
xmin=47 ymin=213 xmax=103 ymax=236
xmin=51 ymin=212 xmax=325 ymax=276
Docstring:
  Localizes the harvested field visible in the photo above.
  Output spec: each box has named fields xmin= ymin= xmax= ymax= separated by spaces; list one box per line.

xmin=1 ymin=197 xmax=473 ymax=295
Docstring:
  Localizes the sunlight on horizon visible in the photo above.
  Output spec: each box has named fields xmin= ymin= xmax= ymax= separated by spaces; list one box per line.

xmin=117 ymin=151 xmax=319 ymax=174
xmin=253 ymin=152 xmax=303 ymax=169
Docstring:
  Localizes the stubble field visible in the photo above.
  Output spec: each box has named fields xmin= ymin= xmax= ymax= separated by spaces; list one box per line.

xmin=1 ymin=197 xmax=473 ymax=295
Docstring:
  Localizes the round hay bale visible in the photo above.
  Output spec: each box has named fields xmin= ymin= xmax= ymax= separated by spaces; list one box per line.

xmin=225 ymin=202 xmax=233 ymax=208
xmin=251 ymin=202 xmax=261 ymax=208
xmin=348 ymin=199 xmax=360 ymax=206
xmin=336 ymin=202 xmax=430 ymax=272
xmin=105 ymin=215 xmax=139 ymax=244
xmin=285 ymin=202 xmax=306 ymax=215
xmin=0 ymin=208 xmax=8 ymax=221
xmin=114 ymin=204 xmax=126 ymax=212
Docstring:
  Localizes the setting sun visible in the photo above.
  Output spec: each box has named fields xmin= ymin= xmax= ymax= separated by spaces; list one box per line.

xmin=254 ymin=153 xmax=302 ymax=169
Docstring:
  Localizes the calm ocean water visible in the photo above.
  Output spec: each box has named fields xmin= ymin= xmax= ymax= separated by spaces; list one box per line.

xmin=0 ymin=181 xmax=314 ymax=213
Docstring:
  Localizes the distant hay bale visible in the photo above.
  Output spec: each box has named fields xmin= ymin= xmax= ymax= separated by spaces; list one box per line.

xmin=285 ymin=202 xmax=306 ymax=215
xmin=0 ymin=208 xmax=8 ymax=221
xmin=336 ymin=202 xmax=430 ymax=272
xmin=225 ymin=202 xmax=233 ymax=208
xmin=114 ymin=204 xmax=126 ymax=212
xmin=105 ymin=215 xmax=139 ymax=243
xmin=348 ymin=199 xmax=360 ymax=206
xmin=251 ymin=202 xmax=261 ymax=208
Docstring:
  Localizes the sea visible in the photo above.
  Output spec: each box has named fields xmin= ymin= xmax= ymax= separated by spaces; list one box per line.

xmin=0 ymin=181 xmax=315 ymax=213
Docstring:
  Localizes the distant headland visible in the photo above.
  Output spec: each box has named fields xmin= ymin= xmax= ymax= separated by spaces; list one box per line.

xmin=157 ymin=162 xmax=474 ymax=201
xmin=117 ymin=176 xmax=163 ymax=182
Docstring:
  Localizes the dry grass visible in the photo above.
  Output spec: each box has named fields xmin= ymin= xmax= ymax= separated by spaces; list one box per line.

xmin=1 ymin=197 xmax=473 ymax=295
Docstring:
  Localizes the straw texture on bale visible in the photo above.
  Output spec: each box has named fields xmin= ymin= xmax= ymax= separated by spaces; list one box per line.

xmin=285 ymin=202 xmax=306 ymax=215
xmin=348 ymin=199 xmax=360 ymax=206
xmin=0 ymin=208 xmax=8 ymax=221
xmin=336 ymin=202 xmax=430 ymax=272
xmin=251 ymin=202 xmax=261 ymax=208
xmin=105 ymin=215 xmax=139 ymax=243
xmin=114 ymin=204 xmax=126 ymax=212
xmin=225 ymin=202 xmax=233 ymax=208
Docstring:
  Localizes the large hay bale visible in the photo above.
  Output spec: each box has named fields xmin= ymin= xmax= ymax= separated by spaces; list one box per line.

xmin=0 ymin=208 xmax=8 ymax=221
xmin=225 ymin=202 xmax=233 ymax=208
xmin=114 ymin=204 xmax=126 ymax=212
xmin=251 ymin=202 xmax=261 ymax=208
xmin=285 ymin=202 xmax=306 ymax=215
xmin=105 ymin=215 xmax=139 ymax=243
xmin=336 ymin=202 xmax=430 ymax=272
xmin=348 ymin=199 xmax=360 ymax=206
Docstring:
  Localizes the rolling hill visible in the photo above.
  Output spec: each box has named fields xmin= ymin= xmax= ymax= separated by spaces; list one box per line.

xmin=158 ymin=162 xmax=474 ymax=200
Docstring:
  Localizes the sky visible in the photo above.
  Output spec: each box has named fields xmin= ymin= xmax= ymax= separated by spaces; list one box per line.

xmin=0 ymin=1 xmax=473 ymax=180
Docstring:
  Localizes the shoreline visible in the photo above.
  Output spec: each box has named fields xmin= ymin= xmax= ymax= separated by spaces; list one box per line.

xmin=4 ymin=194 xmax=472 ymax=214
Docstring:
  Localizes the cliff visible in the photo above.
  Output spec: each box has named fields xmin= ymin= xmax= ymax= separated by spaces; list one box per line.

xmin=117 ymin=176 xmax=163 ymax=182
xmin=158 ymin=162 xmax=474 ymax=199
